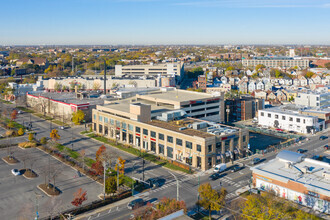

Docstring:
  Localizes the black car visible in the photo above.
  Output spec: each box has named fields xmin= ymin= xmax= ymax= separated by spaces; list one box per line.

xmin=127 ymin=198 xmax=144 ymax=210
xmin=231 ymin=166 xmax=243 ymax=173
xmin=146 ymin=178 xmax=160 ymax=188
xmin=296 ymin=149 xmax=307 ymax=154
xmin=209 ymin=173 xmax=220 ymax=180
xmin=319 ymin=136 xmax=328 ymax=140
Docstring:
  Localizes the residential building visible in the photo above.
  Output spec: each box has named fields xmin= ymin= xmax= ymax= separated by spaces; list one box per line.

xmin=197 ymin=75 xmax=207 ymax=91
xmin=295 ymin=92 xmax=330 ymax=108
xmin=115 ymin=62 xmax=184 ymax=82
xmin=258 ymin=107 xmax=325 ymax=134
xmin=242 ymin=57 xmax=309 ymax=69
xmin=224 ymin=96 xmax=264 ymax=123
xmin=16 ymin=57 xmax=49 ymax=69
xmin=248 ymin=81 xmax=256 ymax=93
xmin=251 ymin=150 xmax=330 ymax=214
xmin=92 ymin=102 xmax=249 ymax=171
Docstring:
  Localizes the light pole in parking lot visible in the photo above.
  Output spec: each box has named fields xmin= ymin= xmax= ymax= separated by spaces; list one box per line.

xmin=169 ymin=171 xmax=179 ymax=201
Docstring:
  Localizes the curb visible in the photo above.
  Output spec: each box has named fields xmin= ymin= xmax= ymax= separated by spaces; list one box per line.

xmin=37 ymin=184 xmax=59 ymax=197
xmin=1 ymin=157 xmax=19 ymax=165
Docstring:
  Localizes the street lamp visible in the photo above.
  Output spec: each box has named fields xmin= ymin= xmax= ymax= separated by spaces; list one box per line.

xmin=169 ymin=171 xmax=179 ymax=201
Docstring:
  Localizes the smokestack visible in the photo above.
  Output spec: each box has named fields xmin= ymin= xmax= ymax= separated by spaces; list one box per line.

xmin=104 ymin=60 xmax=106 ymax=94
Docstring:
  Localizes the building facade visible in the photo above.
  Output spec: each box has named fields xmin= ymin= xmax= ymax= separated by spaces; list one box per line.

xmin=251 ymin=150 xmax=330 ymax=214
xmin=242 ymin=57 xmax=309 ymax=69
xmin=92 ymin=103 xmax=249 ymax=171
xmin=295 ymin=92 xmax=330 ymax=108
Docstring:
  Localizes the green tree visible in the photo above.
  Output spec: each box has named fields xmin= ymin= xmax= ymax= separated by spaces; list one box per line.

xmin=7 ymin=121 xmax=14 ymax=129
xmin=255 ymin=64 xmax=265 ymax=71
xmin=226 ymin=66 xmax=235 ymax=71
xmin=305 ymin=71 xmax=315 ymax=78
xmin=105 ymin=177 xmax=117 ymax=195
xmin=197 ymin=183 xmax=227 ymax=220
xmin=40 ymin=137 xmax=48 ymax=145
xmin=289 ymin=95 xmax=294 ymax=102
xmin=54 ymin=82 xmax=62 ymax=91
xmin=325 ymin=62 xmax=330 ymax=70
xmin=72 ymin=110 xmax=85 ymax=125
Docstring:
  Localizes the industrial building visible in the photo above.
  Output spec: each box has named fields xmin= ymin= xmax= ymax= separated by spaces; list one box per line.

xmin=92 ymin=96 xmax=249 ymax=171
xmin=242 ymin=57 xmax=309 ymax=69
xmin=251 ymin=150 xmax=330 ymax=214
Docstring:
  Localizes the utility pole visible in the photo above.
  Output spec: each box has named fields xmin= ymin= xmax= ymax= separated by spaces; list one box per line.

xmin=104 ymin=60 xmax=107 ymax=94
xmin=103 ymin=161 xmax=107 ymax=200
xmin=169 ymin=172 xmax=179 ymax=201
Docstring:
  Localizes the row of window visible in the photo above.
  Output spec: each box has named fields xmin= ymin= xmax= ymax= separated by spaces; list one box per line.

xmin=261 ymin=112 xmax=307 ymax=124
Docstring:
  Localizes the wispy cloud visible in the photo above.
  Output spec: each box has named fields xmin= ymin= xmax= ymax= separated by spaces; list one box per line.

xmin=174 ymin=0 xmax=330 ymax=8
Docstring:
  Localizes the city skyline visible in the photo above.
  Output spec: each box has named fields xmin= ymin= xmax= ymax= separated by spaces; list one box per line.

xmin=1 ymin=0 xmax=330 ymax=45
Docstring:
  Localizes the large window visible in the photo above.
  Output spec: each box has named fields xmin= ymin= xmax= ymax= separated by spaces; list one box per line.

xmin=136 ymin=126 xmax=141 ymax=133
xmin=197 ymin=144 xmax=201 ymax=152
xmin=268 ymin=113 xmax=271 ymax=118
xmin=167 ymin=136 xmax=173 ymax=143
xmin=176 ymin=138 xmax=182 ymax=146
xmin=208 ymin=145 xmax=212 ymax=152
xmin=296 ymin=118 xmax=300 ymax=123
xmin=158 ymin=144 xmax=164 ymax=154
xmin=122 ymin=122 xmax=127 ymax=129
xmin=151 ymin=131 xmax=156 ymax=138
xmin=186 ymin=141 xmax=192 ymax=149
xmin=282 ymin=116 xmax=286 ymax=120
xmin=99 ymin=116 xmax=103 ymax=121
xmin=159 ymin=133 xmax=164 ymax=140
xmin=143 ymin=129 xmax=148 ymax=135
xmin=116 ymin=121 xmax=120 ymax=127
xmin=275 ymin=115 xmax=278 ymax=119
xmin=94 ymin=114 xmax=96 ymax=120
xmin=289 ymin=117 xmax=293 ymax=121
xmin=104 ymin=117 xmax=108 ymax=123
xmin=110 ymin=119 xmax=114 ymax=125
xmin=128 ymin=124 xmax=133 ymax=131
xmin=167 ymin=147 xmax=173 ymax=158
xmin=261 ymin=112 xmax=264 ymax=116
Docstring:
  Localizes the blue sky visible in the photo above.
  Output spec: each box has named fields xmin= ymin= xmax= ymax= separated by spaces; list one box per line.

xmin=1 ymin=0 xmax=330 ymax=45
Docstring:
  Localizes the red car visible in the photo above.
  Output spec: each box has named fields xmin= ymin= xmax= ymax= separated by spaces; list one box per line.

xmin=324 ymin=145 xmax=329 ymax=150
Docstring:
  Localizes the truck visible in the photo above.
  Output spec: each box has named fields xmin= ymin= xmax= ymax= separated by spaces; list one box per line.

xmin=214 ymin=163 xmax=227 ymax=173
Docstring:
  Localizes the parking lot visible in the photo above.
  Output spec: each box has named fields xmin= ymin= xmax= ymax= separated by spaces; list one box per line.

xmin=0 ymin=146 xmax=102 ymax=219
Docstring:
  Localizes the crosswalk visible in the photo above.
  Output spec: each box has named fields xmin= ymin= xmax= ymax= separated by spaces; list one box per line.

xmin=222 ymin=176 xmax=242 ymax=188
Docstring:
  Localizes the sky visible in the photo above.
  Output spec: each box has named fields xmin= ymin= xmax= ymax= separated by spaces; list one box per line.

xmin=1 ymin=0 xmax=330 ymax=45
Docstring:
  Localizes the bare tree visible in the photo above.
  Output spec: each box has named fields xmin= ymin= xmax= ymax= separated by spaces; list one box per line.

xmin=49 ymin=164 xmax=63 ymax=192
xmin=79 ymin=149 xmax=86 ymax=172
xmin=40 ymin=164 xmax=50 ymax=186
xmin=43 ymin=196 xmax=63 ymax=220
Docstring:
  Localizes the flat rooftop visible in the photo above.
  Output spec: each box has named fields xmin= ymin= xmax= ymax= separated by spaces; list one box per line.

xmin=138 ymin=89 xmax=217 ymax=103
xmin=260 ymin=107 xmax=317 ymax=118
xmin=33 ymin=92 xmax=105 ymax=105
xmin=251 ymin=156 xmax=330 ymax=196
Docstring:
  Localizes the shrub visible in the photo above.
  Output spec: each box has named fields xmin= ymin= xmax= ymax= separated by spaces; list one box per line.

xmin=40 ymin=137 xmax=48 ymax=145
xmin=18 ymin=128 xmax=25 ymax=136
xmin=28 ymin=133 xmax=34 ymax=142
xmin=18 ymin=141 xmax=37 ymax=148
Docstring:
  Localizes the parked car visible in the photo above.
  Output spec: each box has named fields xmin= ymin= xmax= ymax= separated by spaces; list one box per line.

xmin=250 ymin=158 xmax=261 ymax=165
xmin=59 ymin=126 xmax=65 ymax=130
xmin=18 ymin=110 xmax=22 ymax=114
xmin=231 ymin=166 xmax=243 ymax=173
xmin=11 ymin=169 xmax=21 ymax=176
xmin=213 ymin=163 xmax=226 ymax=173
xmin=319 ymin=136 xmax=328 ymax=140
xmin=127 ymin=198 xmax=144 ymax=210
xmin=146 ymin=178 xmax=161 ymax=188
xmin=296 ymin=149 xmax=307 ymax=154
xmin=209 ymin=173 xmax=220 ymax=180
xmin=324 ymin=145 xmax=329 ymax=150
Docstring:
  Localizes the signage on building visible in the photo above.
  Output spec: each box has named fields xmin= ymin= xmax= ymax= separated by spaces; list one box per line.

xmin=150 ymin=138 xmax=156 ymax=142
xmin=136 ymin=133 xmax=140 ymax=137
xmin=307 ymin=191 xmax=320 ymax=198
xmin=257 ymin=175 xmax=272 ymax=182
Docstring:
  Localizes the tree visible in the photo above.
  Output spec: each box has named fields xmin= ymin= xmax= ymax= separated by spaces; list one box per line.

xmin=305 ymin=71 xmax=315 ymax=78
xmin=96 ymin=145 xmax=106 ymax=162
xmin=72 ymin=110 xmax=85 ymax=125
xmin=289 ymin=95 xmax=294 ymax=102
xmin=50 ymin=129 xmax=60 ymax=142
xmin=93 ymin=82 xmax=101 ymax=91
xmin=325 ymin=62 xmax=330 ymax=70
xmin=198 ymin=183 xmax=227 ymax=220
xmin=49 ymin=165 xmax=63 ymax=192
xmin=255 ymin=64 xmax=265 ymax=71
xmin=71 ymin=188 xmax=87 ymax=207
xmin=91 ymin=160 xmax=104 ymax=176
xmin=40 ymin=137 xmax=48 ymax=145
xmin=105 ymin=177 xmax=117 ymax=195
xmin=11 ymin=109 xmax=18 ymax=121
xmin=17 ymin=128 xmax=24 ymax=136
xmin=54 ymin=82 xmax=62 ymax=91
xmin=28 ymin=133 xmax=34 ymax=142
xmin=7 ymin=121 xmax=14 ymax=130
xmin=118 ymin=157 xmax=126 ymax=175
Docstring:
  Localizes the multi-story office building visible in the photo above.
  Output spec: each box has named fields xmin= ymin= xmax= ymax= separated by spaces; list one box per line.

xmin=251 ymin=150 xmax=330 ymax=214
xmin=115 ymin=62 xmax=184 ymax=82
xmin=295 ymin=92 xmax=330 ymax=108
xmin=225 ymin=96 xmax=264 ymax=123
xmin=258 ymin=107 xmax=325 ymax=134
xmin=242 ymin=57 xmax=309 ymax=69
xmin=92 ymin=101 xmax=249 ymax=171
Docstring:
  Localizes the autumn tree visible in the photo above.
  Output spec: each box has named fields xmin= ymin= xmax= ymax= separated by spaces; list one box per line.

xmin=11 ymin=109 xmax=18 ymax=121
xmin=117 ymin=157 xmax=126 ymax=175
xmin=40 ymin=137 xmax=48 ymax=145
xmin=50 ymin=129 xmax=60 ymax=142
xmin=18 ymin=128 xmax=24 ymax=136
xmin=96 ymin=145 xmax=106 ymax=162
xmin=198 ymin=183 xmax=227 ymax=220
xmin=71 ymin=188 xmax=87 ymax=207
xmin=105 ymin=177 xmax=117 ymax=195
xmin=72 ymin=110 xmax=85 ymax=125
xmin=325 ymin=62 xmax=330 ymax=70
xmin=91 ymin=161 xmax=104 ymax=176
xmin=28 ymin=133 xmax=34 ymax=142
xmin=305 ymin=71 xmax=315 ymax=78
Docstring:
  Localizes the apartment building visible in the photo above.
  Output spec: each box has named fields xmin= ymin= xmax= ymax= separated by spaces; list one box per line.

xmin=115 ymin=62 xmax=184 ymax=82
xmin=295 ymin=92 xmax=330 ymax=108
xmin=225 ymin=97 xmax=264 ymax=123
xmin=92 ymin=102 xmax=249 ymax=171
xmin=251 ymin=150 xmax=330 ymax=214
xmin=258 ymin=107 xmax=324 ymax=134
xmin=242 ymin=57 xmax=309 ymax=69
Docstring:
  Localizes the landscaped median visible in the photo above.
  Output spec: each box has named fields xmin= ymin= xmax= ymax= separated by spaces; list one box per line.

xmin=84 ymin=132 xmax=193 ymax=174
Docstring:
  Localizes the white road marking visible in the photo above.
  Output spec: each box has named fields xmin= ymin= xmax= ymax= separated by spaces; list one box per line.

xmin=239 ymin=171 xmax=244 ymax=175
xmin=226 ymin=176 xmax=233 ymax=180
xmin=108 ymin=209 xmax=111 ymax=213
xmin=97 ymin=213 xmax=100 ymax=217
xmin=117 ymin=206 xmax=119 ymax=211
xmin=87 ymin=216 xmax=92 ymax=220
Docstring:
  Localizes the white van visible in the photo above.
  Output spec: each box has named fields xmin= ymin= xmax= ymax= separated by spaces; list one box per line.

xmin=214 ymin=163 xmax=226 ymax=173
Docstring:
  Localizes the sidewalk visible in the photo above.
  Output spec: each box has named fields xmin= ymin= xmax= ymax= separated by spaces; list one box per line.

xmin=74 ymin=196 xmax=134 ymax=220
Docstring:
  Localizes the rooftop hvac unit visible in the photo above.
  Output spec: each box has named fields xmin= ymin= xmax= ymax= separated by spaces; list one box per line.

xmin=179 ymin=127 xmax=187 ymax=131
xmin=285 ymin=162 xmax=292 ymax=168
xmin=192 ymin=122 xmax=208 ymax=130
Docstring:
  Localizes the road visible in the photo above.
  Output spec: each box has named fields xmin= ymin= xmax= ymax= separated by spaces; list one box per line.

xmin=2 ymin=103 xmax=329 ymax=219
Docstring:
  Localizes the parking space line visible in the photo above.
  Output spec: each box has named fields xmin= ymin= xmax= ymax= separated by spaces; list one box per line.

xmin=108 ymin=209 xmax=111 ymax=213
xmin=88 ymin=216 xmax=92 ymax=220
xmin=97 ymin=213 xmax=100 ymax=217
